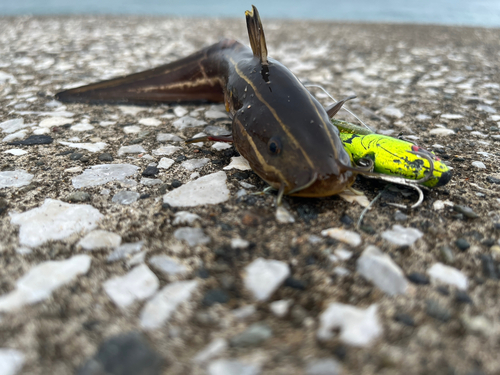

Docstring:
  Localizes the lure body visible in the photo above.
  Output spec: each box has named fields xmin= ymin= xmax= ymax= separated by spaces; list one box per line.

xmin=332 ymin=119 xmax=452 ymax=188
xmin=56 ymin=7 xmax=356 ymax=198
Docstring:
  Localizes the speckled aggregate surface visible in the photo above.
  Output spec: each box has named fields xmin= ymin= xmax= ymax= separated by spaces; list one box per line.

xmin=1 ymin=15 xmax=500 ymax=375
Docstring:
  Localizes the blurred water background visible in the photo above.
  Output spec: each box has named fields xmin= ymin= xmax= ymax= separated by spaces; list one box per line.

xmin=1 ymin=0 xmax=500 ymax=27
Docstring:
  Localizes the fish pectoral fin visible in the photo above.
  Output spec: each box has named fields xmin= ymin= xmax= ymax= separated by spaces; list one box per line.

xmin=245 ymin=5 xmax=268 ymax=65
xmin=185 ymin=134 xmax=234 ymax=144
xmin=325 ymin=95 xmax=357 ymax=118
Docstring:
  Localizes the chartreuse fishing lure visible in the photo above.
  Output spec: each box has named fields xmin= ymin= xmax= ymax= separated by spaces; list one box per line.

xmin=331 ymin=119 xmax=452 ymax=189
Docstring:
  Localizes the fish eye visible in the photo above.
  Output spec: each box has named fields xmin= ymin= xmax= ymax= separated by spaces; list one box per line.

xmin=267 ymin=137 xmax=281 ymax=155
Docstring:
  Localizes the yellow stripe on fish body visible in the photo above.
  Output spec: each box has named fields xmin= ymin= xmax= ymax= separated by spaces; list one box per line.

xmin=337 ymin=130 xmax=452 ymax=188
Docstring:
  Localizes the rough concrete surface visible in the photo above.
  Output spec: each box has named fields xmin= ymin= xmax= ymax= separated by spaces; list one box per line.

xmin=1 ymin=15 xmax=500 ymax=375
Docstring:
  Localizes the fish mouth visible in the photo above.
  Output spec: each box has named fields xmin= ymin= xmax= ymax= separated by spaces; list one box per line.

xmin=288 ymin=168 xmax=357 ymax=198
xmin=287 ymin=172 xmax=318 ymax=195
xmin=275 ymin=172 xmax=318 ymax=206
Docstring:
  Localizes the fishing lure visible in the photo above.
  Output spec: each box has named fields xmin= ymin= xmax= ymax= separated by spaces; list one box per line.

xmin=56 ymin=6 xmax=435 ymax=207
xmin=331 ymin=119 xmax=452 ymax=188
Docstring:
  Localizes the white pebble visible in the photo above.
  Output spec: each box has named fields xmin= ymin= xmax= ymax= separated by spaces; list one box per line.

xmin=59 ymin=141 xmax=108 ymax=153
xmin=159 ymin=113 xmax=175 ymax=120
xmin=308 ymin=235 xmax=322 ymax=244
xmin=172 ymin=211 xmax=201 ymax=225
xmin=223 ymin=156 xmax=251 ymax=171
xmin=317 ymin=303 xmax=382 ymax=347
xmin=181 ymin=158 xmax=209 ymax=171
xmin=477 ymin=104 xmax=496 ymax=113
xmin=103 ymin=264 xmax=159 ymax=309
xmin=356 ymin=246 xmax=408 ymax=295
xmin=427 ymin=262 xmax=468 ymax=290
xmin=3 ymin=149 xmax=27 ymax=156
xmin=433 ymin=200 xmax=445 ymax=210
xmin=333 ymin=267 xmax=350 ymax=276
xmin=158 ymin=157 xmax=175 ymax=170
xmin=117 ymin=144 xmax=146 ymax=156
xmin=112 ymin=190 xmax=140 ymax=205
xmin=139 ymin=117 xmax=161 ymax=126
xmin=149 ymin=255 xmax=188 ymax=276
xmin=152 ymin=145 xmax=181 ymax=156
xmin=123 ymin=125 xmax=141 ymax=134
xmin=10 ymin=199 xmax=103 ymax=247
xmin=231 ymin=238 xmax=249 ymax=249
xmin=212 ymin=142 xmax=231 ymax=151
xmin=72 ymin=164 xmax=138 ymax=188
xmin=321 ymin=228 xmax=362 ymax=247
xmin=157 ymin=133 xmax=183 ymax=142
xmin=205 ymin=110 xmax=228 ymax=119
xmin=70 ymin=122 xmax=94 ymax=132
xmin=140 ymin=178 xmax=162 ymax=186
xmin=173 ymin=116 xmax=206 ymax=130
xmin=381 ymin=225 xmax=423 ymax=246
xmin=432 ymin=143 xmax=445 ymax=149
xmin=0 ymin=349 xmax=25 ymax=375
xmin=173 ymin=106 xmax=188 ymax=117
xmin=243 ymin=258 xmax=290 ymax=301
xmin=477 ymin=151 xmax=492 ymax=158
xmin=338 ymin=190 xmax=371 ymax=207
xmin=140 ymin=280 xmax=198 ymax=330
xmin=77 ymin=230 xmax=121 ymax=250
xmin=0 ymin=118 xmax=28 ymax=134
xmin=269 ymin=299 xmax=292 ymax=318
xmin=107 ymin=241 xmax=144 ymax=262
xmin=275 ymin=206 xmax=295 ymax=223
xmin=39 ymin=116 xmax=74 ymax=128
xmin=381 ymin=106 xmax=404 ymax=119
xmin=205 ymin=125 xmax=229 ymax=135
xmin=470 ymin=131 xmax=488 ymax=138
xmin=192 ymin=338 xmax=227 ymax=365
xmin=240 ymin=181 xmax=255 ymax=189
xmin=0 ymin=71 xmax=18 ymax=84
xmin=440 ymin=114 xmax=464 ymax=119
xmin=174 ymin=227 xmax=210 ymax=247
xmin=0 ymin=255 xmax=91 ymax=312
xmin=429 ymin=128 xmax=455 ymax=136
xmin=99 ymin=121 xmax=116 ymax=127
xmin=2 ymin=130 xmax=28 ymax=142
xmin=0 ymin=170 xmax=33 ymax=188
xmin=231 ymin=304 xmax=256 ymax=320
xmin=118 ymin=106 xmax=146 ymax=115
xmin=334 ymin=248 xmax=353 ymax=260
xmin=472 ymin=161 xmax=486 ymax=169
xmin=163 ymin=171 xmax=229 ymax=207
xmin=416 ymin=114 xmax=432 ymax=121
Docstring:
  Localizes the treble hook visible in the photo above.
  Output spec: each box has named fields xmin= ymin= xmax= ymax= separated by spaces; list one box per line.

xmin=357 ymin=150 xmax=435 ymax=210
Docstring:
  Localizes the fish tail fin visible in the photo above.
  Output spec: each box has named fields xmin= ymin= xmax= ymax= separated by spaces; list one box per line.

xmin=245 ymin=5 xmax=268 ymax=65
xmin=55 ymin=41 xmax=241 ymax=105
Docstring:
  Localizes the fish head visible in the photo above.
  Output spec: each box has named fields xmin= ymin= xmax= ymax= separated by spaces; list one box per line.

xmin=231 ymin=59 xmax=356 ymax=197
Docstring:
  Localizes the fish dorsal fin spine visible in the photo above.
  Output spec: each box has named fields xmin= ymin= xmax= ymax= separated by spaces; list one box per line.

xmin=245 ymin=5 xmax=269 ymax=65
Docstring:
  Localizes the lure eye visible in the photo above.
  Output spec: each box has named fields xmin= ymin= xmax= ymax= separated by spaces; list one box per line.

xmin=267 ymin=137 xmax=281 ymax=155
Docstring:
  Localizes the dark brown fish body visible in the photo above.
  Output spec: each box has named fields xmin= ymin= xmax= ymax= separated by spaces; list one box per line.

xmin=57 ymin=7 xmax=356 ymax=198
